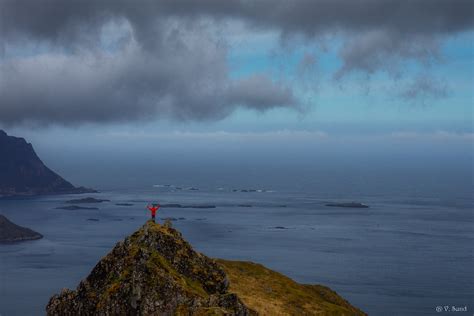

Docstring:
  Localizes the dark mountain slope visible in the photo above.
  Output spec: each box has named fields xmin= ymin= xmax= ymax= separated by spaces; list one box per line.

xmin=0 ymin=130 xmax=94 ymax=197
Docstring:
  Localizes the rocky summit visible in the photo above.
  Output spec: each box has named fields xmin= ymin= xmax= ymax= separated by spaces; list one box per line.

xmin=47 ymin=221 xmax=365 ymax=315
xmin=0 ymin=130 xmax=95 ymax=197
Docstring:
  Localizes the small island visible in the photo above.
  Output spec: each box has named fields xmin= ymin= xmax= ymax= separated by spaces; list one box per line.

xmin=47 ymin=221 xmax=365 ymax=315
xmin=65 ymin=197 xmax=110 ymax=204
xmin=0 ymin=215 xmax=43 ymax=242
xmin=160 ymin=203 xmax=216 ymax=209
xmin=56 ymin=205 xmax=99 ymax=210
xmin=326 ymin=202 xmax=369 ymax=208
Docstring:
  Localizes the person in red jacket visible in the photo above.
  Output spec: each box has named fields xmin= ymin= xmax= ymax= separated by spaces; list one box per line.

xmin=147 ymin=204 xmax=160 ymax=222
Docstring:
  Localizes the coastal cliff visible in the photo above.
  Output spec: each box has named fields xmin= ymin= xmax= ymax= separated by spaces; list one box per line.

xmin=0 ymin=130 xmax=94 ymax=197
xmin=47 ymin=221 xmax=365 ymax=315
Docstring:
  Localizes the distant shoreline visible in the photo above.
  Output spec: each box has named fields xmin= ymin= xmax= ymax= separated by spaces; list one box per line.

xmin=0 ymin=188 xmax=97 ymax=200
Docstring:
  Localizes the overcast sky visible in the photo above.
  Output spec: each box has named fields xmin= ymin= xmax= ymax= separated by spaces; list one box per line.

xmin=0 ymin=1 xmax=473 ymax=180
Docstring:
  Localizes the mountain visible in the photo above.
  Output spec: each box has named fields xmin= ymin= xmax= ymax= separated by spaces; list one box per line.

xmin=0 ymin=215 xmax=43 ymax=242
xmin=47 ymin=221 xmax=365 ymax=315
xmin=0 ymin=130 xmax=95 ymax=197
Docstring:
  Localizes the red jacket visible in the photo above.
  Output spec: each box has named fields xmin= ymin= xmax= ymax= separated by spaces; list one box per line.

xmin=147 ymin=204 xmax=160 ymax=216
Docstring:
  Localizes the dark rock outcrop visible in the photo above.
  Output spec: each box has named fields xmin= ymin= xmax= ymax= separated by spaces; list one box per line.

xmin=46 ymin=221 xmax=365 ymax=315
xmin=0 ymin=215 xmax=43 ymax=242
xmin=0 ymin=130 xmax=95 ymax=197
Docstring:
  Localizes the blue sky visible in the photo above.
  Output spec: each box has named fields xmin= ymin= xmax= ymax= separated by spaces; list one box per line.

xmin=221 ymin=30 xmax=474 ymax=135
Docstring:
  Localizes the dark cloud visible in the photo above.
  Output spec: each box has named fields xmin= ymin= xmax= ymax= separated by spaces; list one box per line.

xmin=228 ymin=74 xmax=296 ymax=111
xmin=0 ymin=0 xmax=472 ymax=125
xmin=335 ymin=31 xmax=441 ymax=79
xmin=0 ymin=35 xmax=296 ymax=125
xmin=400 ymin=75 xmax=449 ymax=101
xmin=3 ymin=1 xmax=472 ymax=49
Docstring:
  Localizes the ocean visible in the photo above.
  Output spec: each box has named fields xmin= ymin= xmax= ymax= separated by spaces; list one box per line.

xmin=0 ymin=164 xmax=473 ymax=315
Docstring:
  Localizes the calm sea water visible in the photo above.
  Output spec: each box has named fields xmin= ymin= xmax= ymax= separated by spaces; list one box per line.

xmin=0 ymin=170 xmax=472 ymax=315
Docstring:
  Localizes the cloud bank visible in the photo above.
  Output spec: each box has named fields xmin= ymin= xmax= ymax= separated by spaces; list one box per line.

xmin=0 ymin=0 xmax=472 ymax=125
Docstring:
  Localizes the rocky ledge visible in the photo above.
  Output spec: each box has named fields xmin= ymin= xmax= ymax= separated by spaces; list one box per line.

xmin=46 ymin=221 xmax=365 ymax=315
